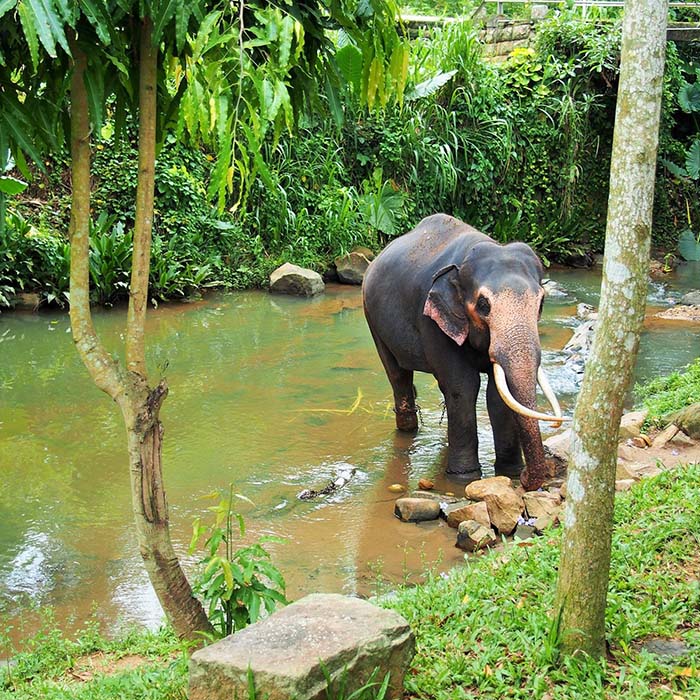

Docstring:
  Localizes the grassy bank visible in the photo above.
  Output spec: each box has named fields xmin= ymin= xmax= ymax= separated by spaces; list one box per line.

xmin=3 ymin=465 xmax=699 ymax=699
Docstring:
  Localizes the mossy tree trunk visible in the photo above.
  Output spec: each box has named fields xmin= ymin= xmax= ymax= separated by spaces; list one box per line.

xmin=554 ymin=0 xmax=668 ymax=657
xmin=68 ymin=27 xmax=213 ymax=640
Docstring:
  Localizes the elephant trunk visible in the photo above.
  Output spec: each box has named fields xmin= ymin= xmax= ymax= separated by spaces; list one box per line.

xmin=491 ymin=337 xmax=553 ymax=491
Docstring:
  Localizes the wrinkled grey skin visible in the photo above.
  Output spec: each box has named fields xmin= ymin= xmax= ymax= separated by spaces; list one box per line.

xmin=362 ymin=213 xmax=550 ymax=491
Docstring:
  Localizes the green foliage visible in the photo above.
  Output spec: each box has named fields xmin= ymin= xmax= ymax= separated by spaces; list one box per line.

xmin=636 ymin=358 xmax=700 ymax=424
xmin=189 ymin=486 xmax=288 ymax=639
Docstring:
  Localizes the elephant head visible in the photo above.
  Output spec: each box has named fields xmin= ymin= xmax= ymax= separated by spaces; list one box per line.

xmin=423 ymin=240 xmax=562 ymax=491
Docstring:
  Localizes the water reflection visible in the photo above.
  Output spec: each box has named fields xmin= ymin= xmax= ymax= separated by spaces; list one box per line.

xmin=0 ymin=264 xmax=698 ymax=643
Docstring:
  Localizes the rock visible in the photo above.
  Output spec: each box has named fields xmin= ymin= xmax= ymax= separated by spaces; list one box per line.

xmin=531 ymin=4 xmax=549 ymax=20
xmin=442 ymin=500 xmax=490 ymax=529
xmin=615 ymin=479 xmax=636 ymax=492
xmin=618 ymin=410 xmax=648 ymax=441
xmin=412 ymin=490 xmax=458 ymax=503
xmin=188 ymin=593 xmax=414 ymax=700
xmin=464 ymin=478 xmax=524 ymax=535
xmin=634 ymin=463 xmax=664 ymax=479
xmin=681 ymin=290 xmax=700 ymax=306
xmin=655 ymin=305 xmax=700 ymax=322
xmin=417 ymin=478 xmax=434 ymax=490
xmin=671 ymin=430 xmax=695 ymax=446
xmin=641 ymin=638 xmax=690 ymax=659
xmin=335 ymin=251 xmax=371 ymax=285
xmin=671 ymin=402 xmax=700 ymax=439
xmin=560 ymin=480 xmax=567 ymax=499
xmin=651 ymin=424 xmax=680 ymax=448
xmin=351 ymin=246 xmax=375 ymax=261
xmin=11 ymin=292 xmax=41 ymax=311
xmin=514 ymin=524 xmax=536 ymax=540
xmin=563 ymin=320 xmax=596 ymax=358
xmin=630 ymin=435 xmax=651 ymax=449
xmin=533 ymin=512 xmax=559 ymax=533
xmin=464 ymin=476 xmax=513 ymax=500
xmin=576 ymin=303 xmax=597 ymax=321
xmin=394 ymin=498 xmax=441 ymax=522
xmin=269 ymin=263 xmax=324 ymax=297
xmin=542 ymin=279 xmax=566 ymax=297
xmin=456 ymin=520 xmax=498 ymax=551
xmin=615 ymin=461 xmax=640 ymax=481
xmin=544 ymin=430 xmax=571 ymax=464
xmin=523 ymin=492 xmax=561 ymax=521
xmin=387 ymin=484 xmax=405 ymax=494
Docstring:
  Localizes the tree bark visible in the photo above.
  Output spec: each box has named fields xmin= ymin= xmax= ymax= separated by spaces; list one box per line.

xmin=554 ymin=0 xmax=668 ymax=657
xmin=68 ymin=30 xmax=213 ymax=640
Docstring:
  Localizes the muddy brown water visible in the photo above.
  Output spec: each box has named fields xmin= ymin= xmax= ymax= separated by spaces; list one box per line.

xmin=1 ymin=265 xmax=699 ymax=645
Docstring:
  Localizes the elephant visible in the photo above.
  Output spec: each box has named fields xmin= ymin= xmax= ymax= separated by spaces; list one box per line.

xmin=362 ymin=213 xmax=563 ymax=492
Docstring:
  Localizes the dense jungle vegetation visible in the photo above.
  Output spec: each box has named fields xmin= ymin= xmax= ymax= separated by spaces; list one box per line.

xmin=2 ymin=6 xmax=700 ymax=308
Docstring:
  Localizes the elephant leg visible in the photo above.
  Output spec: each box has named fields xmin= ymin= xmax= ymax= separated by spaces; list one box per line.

xmin=486 ymin=373 xmax=524 ymax=478
xmin=438 ymin=366 xmax=482 ymax=481
xmin=369 ymin=330 xmax=418 ymax=431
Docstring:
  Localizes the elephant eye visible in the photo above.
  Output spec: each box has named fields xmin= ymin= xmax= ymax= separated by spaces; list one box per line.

xmin=476 ymin=296 xmax=491 ymax=316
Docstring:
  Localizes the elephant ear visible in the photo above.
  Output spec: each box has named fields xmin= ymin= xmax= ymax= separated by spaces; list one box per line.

xmin=423 ymin=265 xmax=469 ymax=345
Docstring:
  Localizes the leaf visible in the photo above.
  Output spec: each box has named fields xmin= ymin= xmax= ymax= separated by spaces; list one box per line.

xmin=685 ymin=140 xmax=700 ymax=180
xmin=679 ymin=229 xmax=700 ymax=262
xmin=84 ymin=58 xmax=106 ymax=130
xmin=0 ymin=1 xmax=17 ymax=21
xmin=35 ymin=0 xmax=69 ymax=55
xmin=17 ymin=2 xmax=39 ymax=70
xmin=405 ymin=70 xmax=458 ymax=101
xmin=151 ymin=0 xmax=178 ymax=43
xmin=660 ymin=157 xmax=688 ymax=179
xmin=80 ymin=0 xmax=113 ymax=45
xmin=335 ymin=43 xmax=363 ymax=94
xmin=679 ymin=82 xmax=700 ymax=113
xmin=325 ymin=75 xmax=344 ymax=129
xmin=0 ymin=176 xmax=28 ymax=195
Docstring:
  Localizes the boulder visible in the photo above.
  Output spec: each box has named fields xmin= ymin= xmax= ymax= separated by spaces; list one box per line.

xmin=533 ymin=512 xmax=559 ymax=533
xmin=417 ymin=478 xmax=434 ymax=490
xmin=269 ymin=263 xmax=324 ymax=297
xmin=544 ymin=429 xmax=571 ymax=464
xmin=523 ymin=492 xmax=560 ymax=521
xmin=335 ymin=251 xmax=371 ymax=285
xmin=615 ymin=461 xmax=640 ymax=481
xmin=411 ymin=490 xmax=459 ymax=503
xmin=189 ymin=593 xmax=414 ymax=700
xmin=394 ymin=497 xmax=440 ymax=522
xmin=465 ymin=478 xmax=524 ymax=535
xmin=441 ymin=500 xmax=490 ymax=529
xmin=615 ymin=479 xmax=636 ymax=492
xmin=618 ymin=410 xmax=648 ymax=441
xmin=681 ymin=290 xmax=700 ymax=306
xmin=576 ymin=303 xmax=597 ymax=321
xmin=464 ymin=476 xmax=513 ymax=500
xmin=671 ymin=402 xmax=700 ymax=439
xmin=456 ymin=520 xmax=498 ymax=552
xmin=651 ymin=424 xmax=680 ymax=448
xmin=514 ymin=524 xmax=536 ymax=540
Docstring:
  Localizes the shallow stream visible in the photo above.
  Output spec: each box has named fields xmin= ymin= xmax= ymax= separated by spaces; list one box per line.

xmin=1 ymin=263 xmax=698 ymax=643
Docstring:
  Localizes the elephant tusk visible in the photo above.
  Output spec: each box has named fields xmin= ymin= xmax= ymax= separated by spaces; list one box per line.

xmin=537 ymin=366 xmax=563 ymax=426
xmin=493 ymin=363 xmax=568 ymax=426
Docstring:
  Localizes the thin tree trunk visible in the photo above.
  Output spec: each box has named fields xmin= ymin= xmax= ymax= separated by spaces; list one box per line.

xmin=68 ymin=32 xmax=213 ymax=640
xmin=554 ymin=0 xmax=668 ymax=657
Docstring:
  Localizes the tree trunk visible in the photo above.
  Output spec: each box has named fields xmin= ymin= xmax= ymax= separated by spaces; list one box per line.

xmin=68 ymin=32 xmax=213 ymax=640
xmin=554 ymin=0 xmax=668 ymax=657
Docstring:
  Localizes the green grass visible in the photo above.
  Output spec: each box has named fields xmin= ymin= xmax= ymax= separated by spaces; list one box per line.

xmin=636 ymin=357 xmax=700 ymax=424
xmin=3 ymin=467 xmax=700 ymax=699
xmin=383 ymin=465 xmax=700 ymax=699
xmin=0 ymin=616 xmax=187 ymax=700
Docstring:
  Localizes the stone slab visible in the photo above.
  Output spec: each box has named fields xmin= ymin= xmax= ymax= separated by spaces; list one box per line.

xmin=189 ymin=594 xmax=414 ymax=700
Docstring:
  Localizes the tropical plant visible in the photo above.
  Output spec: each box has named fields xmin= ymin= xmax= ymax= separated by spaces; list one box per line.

xmin=189 ymin=486 xmax=287 ymax=638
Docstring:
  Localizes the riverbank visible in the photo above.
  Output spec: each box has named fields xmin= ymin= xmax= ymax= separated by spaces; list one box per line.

xmin=3 ymin=462 xmax=699 ymax=700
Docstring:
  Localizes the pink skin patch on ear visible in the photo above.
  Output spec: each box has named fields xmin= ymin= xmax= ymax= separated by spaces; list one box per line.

xmin=423 ymin=298 xmax=468 ymax=346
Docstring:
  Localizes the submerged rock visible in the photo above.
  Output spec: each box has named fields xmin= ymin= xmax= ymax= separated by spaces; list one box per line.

xmin=269 ymin=263 xmax=324 ymax=296
xmin=394 ymin=497 xmax=441 ymax=522
xmin=681 ymin=290 xmax=700 ymax=306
